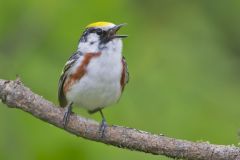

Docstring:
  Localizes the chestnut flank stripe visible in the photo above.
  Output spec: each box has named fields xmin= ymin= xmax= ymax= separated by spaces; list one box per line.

xmin=120 ymin=58 xmax=126 ymax=91
xmin=63 ymin=52 xmax=101 ymax=93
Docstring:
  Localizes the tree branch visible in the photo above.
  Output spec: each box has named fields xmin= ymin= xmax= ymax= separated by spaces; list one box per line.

xmin=0 ymin=78 xmax=239 ymax=160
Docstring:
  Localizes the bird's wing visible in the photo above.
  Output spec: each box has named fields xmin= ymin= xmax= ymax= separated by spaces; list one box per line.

xmin=58 ymin=51 xmax=83 ymax=107
xmin=121 ymin=56 xmax=129 ymax=91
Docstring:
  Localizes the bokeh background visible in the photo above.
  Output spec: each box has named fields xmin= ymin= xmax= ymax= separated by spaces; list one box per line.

xmin=1 ymin=0 xmax=240 ymax=160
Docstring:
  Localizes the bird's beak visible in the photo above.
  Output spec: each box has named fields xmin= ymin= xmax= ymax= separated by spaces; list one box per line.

xmin=109 ymin=23 xmax=128 ymax=39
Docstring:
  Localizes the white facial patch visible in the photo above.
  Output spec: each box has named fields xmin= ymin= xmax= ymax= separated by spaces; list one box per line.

xmin=77 ymin=33 xmax=100 ymax=53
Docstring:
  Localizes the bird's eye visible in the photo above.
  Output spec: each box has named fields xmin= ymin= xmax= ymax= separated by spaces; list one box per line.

xmin=96 ymin=29 xmax=103 ymax=35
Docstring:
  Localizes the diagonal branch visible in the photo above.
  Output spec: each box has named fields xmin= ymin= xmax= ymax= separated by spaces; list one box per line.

xmin=0 ymin=78 xmax=239 ymax=160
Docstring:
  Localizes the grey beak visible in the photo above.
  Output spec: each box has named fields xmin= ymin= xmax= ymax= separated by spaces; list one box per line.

xmin=111 ymin=23 xmax=128 ymax=38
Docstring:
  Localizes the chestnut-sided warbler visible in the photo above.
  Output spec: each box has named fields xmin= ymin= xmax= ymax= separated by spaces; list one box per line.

xmin=58 ymin=22 xmax=129 ymax=134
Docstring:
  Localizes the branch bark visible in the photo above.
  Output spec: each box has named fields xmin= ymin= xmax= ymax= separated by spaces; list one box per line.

xmin=0 ymin=78 xmax=239 ymax=160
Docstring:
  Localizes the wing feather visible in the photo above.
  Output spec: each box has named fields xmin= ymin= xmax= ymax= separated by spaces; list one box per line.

xmin=121 ymin=56 xmax=129 ymax=91
xmin=58 ymin=51 xmax=82 ymax=107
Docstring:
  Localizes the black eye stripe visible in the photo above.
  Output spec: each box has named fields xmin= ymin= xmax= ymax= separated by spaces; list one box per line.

xmin=88 ymin=28 xmax=107 ymax=36
xmin=96 ymin=29 xmax=102 ymax=35
xmin=80 ymin=28 xmax=108 ymax=42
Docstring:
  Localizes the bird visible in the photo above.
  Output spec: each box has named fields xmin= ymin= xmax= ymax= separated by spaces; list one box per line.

xmin=58 ymin=22 xmax=129 ymax=135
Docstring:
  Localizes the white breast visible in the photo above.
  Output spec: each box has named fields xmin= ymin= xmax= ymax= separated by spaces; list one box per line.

xmin=67 ymin=39 xmax=123 ymax=111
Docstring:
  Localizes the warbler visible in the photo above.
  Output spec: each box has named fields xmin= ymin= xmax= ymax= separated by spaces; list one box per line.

xmin=58 ymin=22 xmax=129 ymax=134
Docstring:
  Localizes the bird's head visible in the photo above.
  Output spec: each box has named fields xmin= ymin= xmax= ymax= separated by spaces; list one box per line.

xmin=78 ymin=22 xmax=127 ymax=52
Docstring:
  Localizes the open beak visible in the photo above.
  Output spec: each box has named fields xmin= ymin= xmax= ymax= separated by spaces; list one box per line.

xmin=109 ymin=23 xmax=128 ymax=39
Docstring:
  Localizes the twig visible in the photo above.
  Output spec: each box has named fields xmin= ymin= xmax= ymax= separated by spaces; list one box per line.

xmin=0 ymin=78 xmax=240 ymax=160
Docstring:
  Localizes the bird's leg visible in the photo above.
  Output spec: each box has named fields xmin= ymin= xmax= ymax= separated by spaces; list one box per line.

xmin=99 ymin=109 xmax=107 ymax=138
xmin=63 ymin=102 xmax=73 ymax=128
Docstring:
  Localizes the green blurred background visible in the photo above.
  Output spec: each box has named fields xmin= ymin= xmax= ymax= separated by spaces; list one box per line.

xmin=1 ymin=0 xmax=240 ymax=159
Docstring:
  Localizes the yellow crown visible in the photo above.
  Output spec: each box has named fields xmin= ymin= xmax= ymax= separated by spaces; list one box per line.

xmin=86 ymin=22 xmax=115 ymax=28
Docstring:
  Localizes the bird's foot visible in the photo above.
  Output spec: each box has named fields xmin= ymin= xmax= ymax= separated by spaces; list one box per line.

xmin=99 ymin=118 xmax=107 ymax=138
xmin=63 ymin=103 xmax=73 ymax=128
